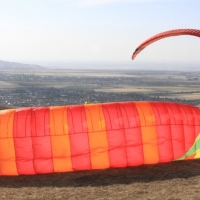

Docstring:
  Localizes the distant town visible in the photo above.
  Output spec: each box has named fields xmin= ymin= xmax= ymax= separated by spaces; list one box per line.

xmin=0 ymin=70 xmax=199 ymax=108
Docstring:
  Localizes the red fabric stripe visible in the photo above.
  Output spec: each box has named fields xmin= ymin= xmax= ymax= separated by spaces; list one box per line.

xmin=102 ymin=103 xmax=127 ymax=168
xmin=31 ymin=108 xmax=54 ymax=174
xmin=104 ymin=102 xmax=171 ymax=167
xmin=166 ymin=103 xmax=185 ymax=159
xmin=150 ymin=102 xmax=173 ymax=162
xmin=118 ymin=102 xmax=144 ymax=166
xmin=178 ymin=104 xmax=195 ymax=151
xmin=191 ymin=106 xmax=200 ymax=138
xmin=67 ymin=105 xmax=91 ymax=171
xmin=13 ymin=108 xmax=35 ymax=175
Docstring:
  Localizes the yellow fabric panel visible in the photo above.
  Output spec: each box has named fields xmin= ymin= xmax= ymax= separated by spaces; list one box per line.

xmin=50 ymin=106 xmax=73 ymax=172
xmin=194 ymin=149 xmax=200 ymax=159
xmin=134 ymin=102 xmax=159 ymax=164
xmin=0 ymin=110 xmax=18 ymax=175
xmin=84 ymin=104 xmax=110 ymax=169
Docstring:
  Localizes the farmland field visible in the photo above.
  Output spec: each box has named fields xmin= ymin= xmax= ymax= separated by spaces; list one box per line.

xmin=0 ymin=69 xmax=199 ymax=107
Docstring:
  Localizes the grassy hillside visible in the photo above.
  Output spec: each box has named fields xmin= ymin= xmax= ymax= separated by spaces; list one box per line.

xmin=0 ymin=160 xmax=200 ymax=199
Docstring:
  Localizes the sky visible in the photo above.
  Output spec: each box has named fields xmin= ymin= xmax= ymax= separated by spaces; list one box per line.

xmin=0 ymin=0 xmax=200 ymax=69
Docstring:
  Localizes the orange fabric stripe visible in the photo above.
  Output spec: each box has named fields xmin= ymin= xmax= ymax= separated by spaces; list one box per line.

xmin=0 ymin=110 xmax=18 ymax=175
xmin=134 ymin=102 xmax=159 ymax=164
xmin=50 ymin=106 xmax=73 ymax=172
xmin=84 ymin=104 xmax=110 ymax=169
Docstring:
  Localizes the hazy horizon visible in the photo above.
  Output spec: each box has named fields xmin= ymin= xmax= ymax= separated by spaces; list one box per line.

xmin=17 ymin=59 xmax=200 ymax=71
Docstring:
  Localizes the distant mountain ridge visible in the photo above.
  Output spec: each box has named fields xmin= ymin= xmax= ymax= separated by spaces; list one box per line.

xmin=0 ymin=60 xmax=45 ymax=70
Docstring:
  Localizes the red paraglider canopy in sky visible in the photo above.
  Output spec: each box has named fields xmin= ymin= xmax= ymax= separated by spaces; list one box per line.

xmin=132 ymin=29 xmax=200 ymax=60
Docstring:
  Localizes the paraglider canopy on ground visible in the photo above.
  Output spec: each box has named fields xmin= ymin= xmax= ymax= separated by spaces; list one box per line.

xmin=0 ymin=102 xmax=200 ymax=176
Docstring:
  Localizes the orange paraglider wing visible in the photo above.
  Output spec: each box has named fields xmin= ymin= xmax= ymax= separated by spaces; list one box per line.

xmin=0 ymin=102 xmax=200 ymax=175
xmin=132 ymin=29 xmax=200 ymax=60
